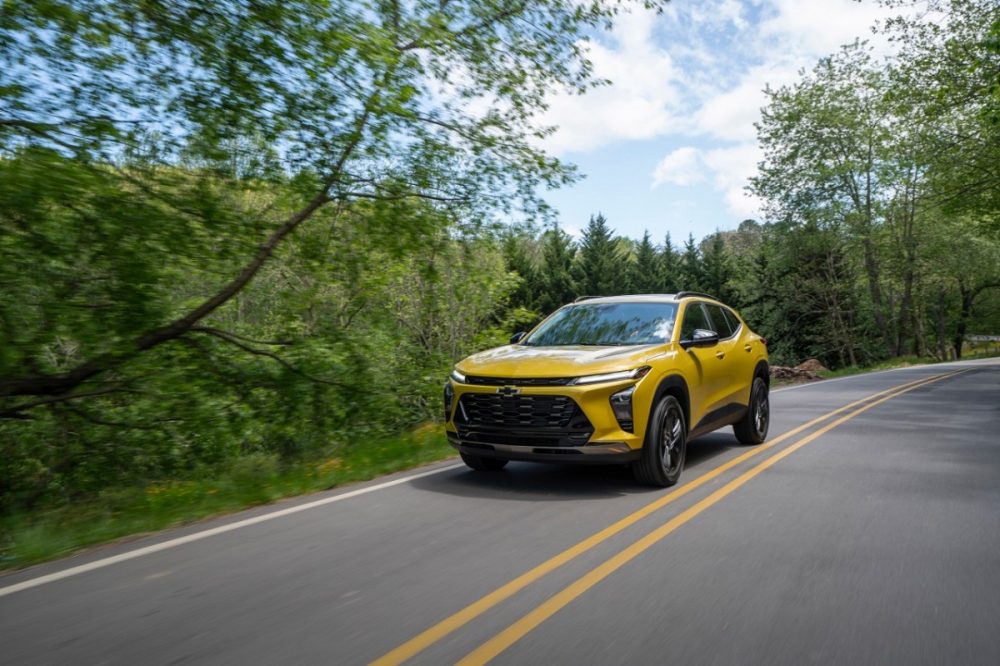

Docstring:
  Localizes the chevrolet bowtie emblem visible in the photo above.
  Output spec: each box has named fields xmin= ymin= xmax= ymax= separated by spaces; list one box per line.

xmin=496 ymin=386 xmax=521 ymax=396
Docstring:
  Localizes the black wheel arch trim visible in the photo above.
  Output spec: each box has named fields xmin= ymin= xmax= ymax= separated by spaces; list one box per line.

xmin=754 ymin=360 xmax=770 ymax=387
xmin=652 ymin=374 xmax=691 ymax=434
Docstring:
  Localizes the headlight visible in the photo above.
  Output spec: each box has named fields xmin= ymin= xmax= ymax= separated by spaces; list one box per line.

xmin=450 ymin=368 xmax=467 ymax=383
xmin=570 ymin=366 xmax=650 ymax=385
xmin=610 ymin=386 xmax=635 ymax=432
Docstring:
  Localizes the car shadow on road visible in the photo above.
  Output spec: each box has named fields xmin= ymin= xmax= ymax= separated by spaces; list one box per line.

xmin=411 ymin=432 xmax=741 ymax=502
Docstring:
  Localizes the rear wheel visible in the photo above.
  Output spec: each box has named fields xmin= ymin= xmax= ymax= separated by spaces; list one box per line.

xmin=632 ymin=395 xmax=687 ymax=487
xmin=460 ymin=452 xmax=508 ymax=471
xmin=733 ymin=376 xmax=769 ymax=445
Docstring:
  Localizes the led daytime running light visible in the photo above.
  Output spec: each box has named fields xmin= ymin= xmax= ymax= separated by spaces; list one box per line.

xmin=571 ymin=366 xmax=650 ymax=385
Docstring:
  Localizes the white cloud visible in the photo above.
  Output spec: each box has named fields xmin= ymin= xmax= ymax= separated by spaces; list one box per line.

xmin=758 ymin=0 xmax=892 ymax=56
xmin=540 ymin=8 xmax=684 ymax=155
xmin=692 ymin=61 xmax=803 ymax=142
xmin=651 ymin=143 xmax=762 ymax=220
xmin=702 ymin=143 xmax=764 ymax=219
xmin=643 ymin=1 xmax=914 ymax=223
xmin=651 ymin=147 xmax=706 ymax=188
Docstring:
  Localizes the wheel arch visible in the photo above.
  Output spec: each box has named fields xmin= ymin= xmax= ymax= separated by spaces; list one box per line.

xmin=754 ymin=360 xmax=770 ymax=388
xmin=652 ymin=374 xmax=691 ymax=433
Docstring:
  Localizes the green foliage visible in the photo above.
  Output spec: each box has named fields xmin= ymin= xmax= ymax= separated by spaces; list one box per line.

xmin=657 ymin=233 xmax=680 ymax=293
xmin=575 ymin=213 xmax=626 ymax=296
xmin=2 ymin=0 xmax=670 ymax=523
xmin=535 ymin=225 xmax=579 ymax=314
xmin=628 ymin=231 xmax=661 ymax=293
xmin=679 ymin=234 xmax=703 ymax=291
xmin=699 ymin=232 xmax=735 ymax=302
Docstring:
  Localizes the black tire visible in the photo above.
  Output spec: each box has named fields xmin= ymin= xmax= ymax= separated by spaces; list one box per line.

xmin=632 ymin=395 xmax=687 ymax=487
xmin=460 ymin=452 xmax=508 ymax=471
xmin=733 ymin=376 xmax=769 ymax=445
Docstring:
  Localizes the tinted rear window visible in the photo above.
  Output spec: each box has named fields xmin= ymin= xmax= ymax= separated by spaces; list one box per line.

xmin=705 ymin=304 xmax=735 ymax=338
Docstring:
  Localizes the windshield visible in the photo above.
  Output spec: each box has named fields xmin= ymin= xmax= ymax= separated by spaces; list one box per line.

xmin=524 ymin=302 xmax=678 ymax=346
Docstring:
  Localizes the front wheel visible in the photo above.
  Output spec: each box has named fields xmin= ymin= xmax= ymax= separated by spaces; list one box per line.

xmin=632 ymin=395 xmax=687 ymax=487
xmin=733 ymin=376 xmax=769 ymax=445
xmin=460 ymin=452 xmax=508 ymax=471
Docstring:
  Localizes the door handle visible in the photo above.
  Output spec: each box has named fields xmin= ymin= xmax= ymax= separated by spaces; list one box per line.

xmin=744 ymin=344 xmax=752 ymax=352
xmin=715 ymin=351 xmax=725 ymax=360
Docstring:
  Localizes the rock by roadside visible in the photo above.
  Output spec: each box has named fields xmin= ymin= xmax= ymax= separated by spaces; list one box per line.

xmin=770 ymin=360 xmax=825 ymax=384
xmin=794 ymin=358 xmax=829 ymax=374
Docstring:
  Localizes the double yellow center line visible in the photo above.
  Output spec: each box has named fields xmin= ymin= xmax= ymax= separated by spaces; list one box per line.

xmin=373 ymin=370 xmax=965 ymax=666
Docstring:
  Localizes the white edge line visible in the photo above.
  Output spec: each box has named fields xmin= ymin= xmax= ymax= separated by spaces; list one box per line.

xmin=0 ymin=462 xmax=464 ymax=598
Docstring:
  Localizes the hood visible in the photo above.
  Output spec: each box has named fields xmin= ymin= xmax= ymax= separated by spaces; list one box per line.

xmin=456 ymin=344 xmax=670 ymax=379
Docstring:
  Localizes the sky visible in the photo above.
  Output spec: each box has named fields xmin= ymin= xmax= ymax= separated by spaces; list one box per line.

xmin=536 ymin=0 xmax=905 ymax=243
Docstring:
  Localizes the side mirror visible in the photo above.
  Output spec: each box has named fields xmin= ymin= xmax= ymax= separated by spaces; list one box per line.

xmin=510 ymin=331 xmax=527 ymax=344
xmin=680 ymin=328 xmax=720 ymax=349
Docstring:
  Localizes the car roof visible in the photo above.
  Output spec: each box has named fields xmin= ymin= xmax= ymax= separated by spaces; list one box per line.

xmin=570 ymin=293 xmax=722 ymax=305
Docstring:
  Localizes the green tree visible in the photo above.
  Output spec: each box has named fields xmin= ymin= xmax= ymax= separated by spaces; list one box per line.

xmin=536 ymin=225 xmax=578 ymax=315
xmin=628 ymin=231 xmax=661 ymax=293
xmin=753 ymin=43 xmax=899 ymax=356
xmin=501 ymin=227 xmax=541 ymax=312
xmin=657 ymin=232 xmax=680 ymax=292
xmin=679 ymin=233 xmax=703 ymax=291
xmin=574 ymin=213 xmax=626 ymax=296
xmin=700 ymin=232 xmax=735 ymax=302
xmin=1 ymin=0 xmax=663 ymax=414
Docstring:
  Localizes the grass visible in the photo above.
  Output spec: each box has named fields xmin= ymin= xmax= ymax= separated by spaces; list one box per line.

xmin=0 ymin=425 xmax=455 ymax=571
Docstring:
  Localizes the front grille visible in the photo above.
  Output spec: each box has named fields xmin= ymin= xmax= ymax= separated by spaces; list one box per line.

xmin=464 ymin=376 xmax=576 ymax=387
xmin=455 ymin=393 xmax=593 ymax=447
xmin=458 ymin=394 xmax=577 ymax=428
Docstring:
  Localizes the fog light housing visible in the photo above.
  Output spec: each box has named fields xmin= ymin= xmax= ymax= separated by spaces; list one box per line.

xmin=444 ymin=381 xmax=454 ymax=421
xmin=610 ymin=386 xmax=635 ymax=432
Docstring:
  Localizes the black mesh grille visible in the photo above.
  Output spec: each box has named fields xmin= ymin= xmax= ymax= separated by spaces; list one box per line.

xmin=458 ymin=394 xmax=577 ymax=428
xmin=455 ymin=393 xmax=594 ymax=448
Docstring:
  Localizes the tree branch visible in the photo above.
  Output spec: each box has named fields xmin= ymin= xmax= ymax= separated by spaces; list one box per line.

xmin=189 ymin=327 xmax=353 ymax=390
xmin=0 ymin=85 xmax=384 ymax=399
xmin=0 ymin=387 xmax=140 ymax=420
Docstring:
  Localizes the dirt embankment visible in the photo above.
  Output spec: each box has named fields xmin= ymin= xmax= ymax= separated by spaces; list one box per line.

xmin=770 ymin=358 xmax=828 ymax=384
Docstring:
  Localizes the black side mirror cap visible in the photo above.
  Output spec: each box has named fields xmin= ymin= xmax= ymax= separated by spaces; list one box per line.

xmin=510 ymin=331 xmax=527 ymax=344
xmin=679 ymin=329 xmax=720 ymax=349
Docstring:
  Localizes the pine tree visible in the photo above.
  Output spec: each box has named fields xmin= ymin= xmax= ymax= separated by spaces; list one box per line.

xmin=628 ymin=230 xmax=661 ymax=293
xmin=575 ymin=213 xmax=626 ymax=296
xmin=679 ymin=233 xmax=703 ymax=291
xmin=501 ymin=230 xmax=539 ymax=310
xmin=658 ymin=232 xmax=680 ymax=293
xmin=700 ymin=232 xmax=734 ymax=301
xmin=536 ymin=225 xmax=578 ymax=314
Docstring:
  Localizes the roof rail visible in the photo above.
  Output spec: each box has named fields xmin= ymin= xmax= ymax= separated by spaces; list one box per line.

xmin=675 ymin=291 xmax=719 ymax=301
xmin=573 ymin=295 xmax=599 ymax=303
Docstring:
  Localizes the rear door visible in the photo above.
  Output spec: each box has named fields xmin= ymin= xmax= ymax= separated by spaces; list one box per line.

xmin=703 ymin=303 xmax=744 ymax=408
xmin=678 ymin=301 xmax=727 ymax=427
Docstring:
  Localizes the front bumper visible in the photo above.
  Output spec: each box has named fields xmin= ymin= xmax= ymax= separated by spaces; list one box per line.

xmin=447 ymin=431 xmax=640 ymax=464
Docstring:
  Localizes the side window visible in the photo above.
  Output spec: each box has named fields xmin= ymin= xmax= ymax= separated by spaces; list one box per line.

xmin=705 ymin=304 xmax=734 ymax=338
xmin=680 ymin=303 xmax=711 ymax=341
xmin=723 ymin=308 xmax=742 ymax=336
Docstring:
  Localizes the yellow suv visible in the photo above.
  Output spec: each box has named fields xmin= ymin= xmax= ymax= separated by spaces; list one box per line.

xmin=444 ymin=293 xmax=770 ymax=486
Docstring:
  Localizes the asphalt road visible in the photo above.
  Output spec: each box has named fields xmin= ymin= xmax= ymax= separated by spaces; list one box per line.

xmin=2 ymin=359 xmax=999 ymax=665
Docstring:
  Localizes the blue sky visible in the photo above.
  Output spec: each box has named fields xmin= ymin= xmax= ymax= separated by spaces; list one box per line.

xmin=535 ymin=0 xmax=903 ymax=244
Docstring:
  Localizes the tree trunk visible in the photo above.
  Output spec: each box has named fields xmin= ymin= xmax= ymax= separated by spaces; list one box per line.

xmin=935 ymin=288 xmax=947 ymax=361
xmin=862 ymin=237 xmax=894 ymax=356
